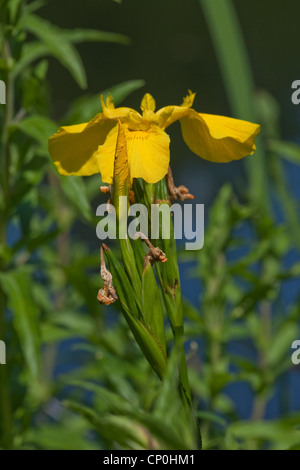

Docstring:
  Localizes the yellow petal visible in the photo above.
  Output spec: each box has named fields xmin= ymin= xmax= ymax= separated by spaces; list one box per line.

xmin=140 ymin=93 xmax=156 ymax=112
xmin=156 ymin=105 xmax=174 ymax=129
xmin=181 ymin=89 xmax=196 ymax=108
xmin=156 ymin=90 xmax=196 ymax=129
xmin=127 ymin=125 xmax=170 ymax=183
xmin=95 ymin=124 xmax=170 ymax=184
xmin=48 ymin=114 xmax=115 ymax=175
xmin=95 ymin=126 xmax=118 ymax=184
xmin=114 ymin=121 xmax=129 ymax=193
xmin=105 ymin=94 xmax=115 ymax=109
xmin=100 ymin=94 xmax=142 ymax=125
xmin=180 ymin=110 xmax=261 ymax=162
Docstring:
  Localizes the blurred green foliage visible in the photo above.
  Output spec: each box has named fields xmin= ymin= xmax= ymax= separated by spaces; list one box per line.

xmin=0 ymin=0 xmax=300 ymax=451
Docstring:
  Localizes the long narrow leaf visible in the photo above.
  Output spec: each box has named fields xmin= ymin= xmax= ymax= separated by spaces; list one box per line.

xmin=199 ymin=0 xmax=267 ymax=207
xmin=24 ymin=14 xmax=87 ymax=88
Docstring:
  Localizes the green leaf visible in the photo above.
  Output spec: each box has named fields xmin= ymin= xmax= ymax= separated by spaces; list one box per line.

xmin=142 ymin=261 xmax=166 ymax=355
xmin=14 ymin=25 xmax=128 ymax=78
xmin=154 ymin=181 xmax=183 ymax=329
xmin=125 ymin=314 xmax=168 ymax=382
xmin=228 ymin=419 xmax=300 ymax=450
xmin=197 ymin=411 xmax=227 ymax=427
xmin=12 ymin=42 xmax=48 ymax=78
xmin=267 ymin=321 xmax=298 ymax=368
xmin=42 ymin=311 xmax=94 ymax=343
xmin=266 ymin=143 xmax=300 ymax=249
xmin=24 ymin=14 xmax=87 ymax=88
xmin=41 ymin=323 xmax=76 ymax=344
xmin=0 ymin=268 xmax=40 ymax=378
xmin=12 ymin=227 xmax=60 ymax=253
xmin=64 ymin=401 xmax=146 ymax=450
xmin=131 ymin=238 xmax=146 ymax=278
xmin=63 ymin=263 xmax=100 ymax=314
xmin=120 ymin=239 xmax=143 ymax=312
xmin=209 ymin=372 xmax=234 ymax=396
xmin=26 ymin=0 xmax=47 ymax=14
xmin=69 ymin=379 xmax=137 ymax=414
xmin=130 ymin=410 xmax=195 ymax=450
xmin=59 ymin=175 xmax=92 ymax=223
xmin=63 ymin=28 xmax=129 ymax=46
xmin=125 ymin=311 xmax=168 ymax=380
xmin=25 ymin=418 xmax=100 ymax=450
xmin=65 ymin=383 xmax=195 ymax=450
xmin=103 ymin=245 xmax=140 ymax=318
xmin=268 ymin=139 xmax=300 ymax=165
xmin=199 ymin=0 xmax=267 ymax=207
xmin=12 ymin=115 xmax=57 ymax=153
xmin=255 ymin=90 xmax=280 ymax=138
xmin=7 ymin=0 xmax=24 ymax=24
xmin=104 ymin=247 xmax=167 ymax=379
xmin=153 ymin=347 xmax=183 ymax=422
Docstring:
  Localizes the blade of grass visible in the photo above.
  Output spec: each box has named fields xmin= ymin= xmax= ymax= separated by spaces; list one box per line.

xmin=199 ymin=0 xmax=267 ymax=208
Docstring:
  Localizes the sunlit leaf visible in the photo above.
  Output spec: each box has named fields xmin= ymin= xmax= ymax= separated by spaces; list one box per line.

xmin=24 ymin=14 xmax=87 ymax=88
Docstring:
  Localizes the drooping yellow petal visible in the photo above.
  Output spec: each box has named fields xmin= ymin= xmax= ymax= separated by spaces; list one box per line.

xmin=156 ymin=106 xmax=174 ymax=129
xmin=48 ymin=114 xmax=115 ymax=175
xmin=180 ymin=110 xmax=260 ymax=162
xmin=126 ymin=125 xmax=170 ymax=183
xmin=95 ymin=126 xmax=119 ymax=184
xmin=95 ymin=124 xmax=170 ymax=184
xmin=156 ymin=90 xmax=196 ymax=130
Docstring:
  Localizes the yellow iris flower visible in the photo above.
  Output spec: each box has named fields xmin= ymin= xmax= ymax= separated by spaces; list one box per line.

xmin=48 ymin=91 xmax=260 ymax=184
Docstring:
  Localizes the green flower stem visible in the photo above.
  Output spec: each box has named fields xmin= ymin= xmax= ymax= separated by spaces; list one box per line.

xmin=158 ymin=238 xmax=192 ymax=411
xmin=153 ymin=180 xmax=193 ymax=411
xmin=154 ymin=193 xmax=201 ymax=447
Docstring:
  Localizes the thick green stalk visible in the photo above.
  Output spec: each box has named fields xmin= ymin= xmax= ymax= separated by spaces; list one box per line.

xmin=160 ymin=239 xmax=192 ymax=412
xmin=152 ymin=179 xmax=202 ymax=447
xmin=152 ymin=180 xmax=192 ymax=410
